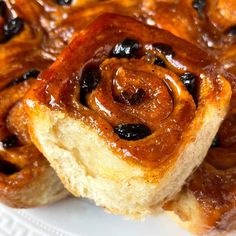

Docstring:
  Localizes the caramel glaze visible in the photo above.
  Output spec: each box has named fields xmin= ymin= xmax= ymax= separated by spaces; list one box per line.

xmin=0 ymin=0 xmax=182 ymax=201
xmin=0 ymin=0 xmax=175 ymax=204
xmin=27 ymin=13 xmax=230 ymax=168
xmin=0 ymin=0 xmax=51 ymax=199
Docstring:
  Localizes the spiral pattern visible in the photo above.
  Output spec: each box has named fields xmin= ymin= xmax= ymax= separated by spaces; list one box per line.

xmin=0 ymin=0 xmax=143 ymax=167
xmin=31 ymin=13 xmax=229 ymax=167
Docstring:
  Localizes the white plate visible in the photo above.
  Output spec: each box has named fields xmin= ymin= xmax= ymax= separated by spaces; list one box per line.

xmin=0 ymin=197 xmax=192 ymax=236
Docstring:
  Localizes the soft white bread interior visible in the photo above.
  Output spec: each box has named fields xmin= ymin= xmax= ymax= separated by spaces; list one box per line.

xmin=25 ymin=96 xmax=230 ymax=218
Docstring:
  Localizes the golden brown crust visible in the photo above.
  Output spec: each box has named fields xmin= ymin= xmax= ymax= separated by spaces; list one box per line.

xmin=0 ymin=163 xmax=68 ymax=208
xmin=0 ymin=0 xmax=145 ymax=209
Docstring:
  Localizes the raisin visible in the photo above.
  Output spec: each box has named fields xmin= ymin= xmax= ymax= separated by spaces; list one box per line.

xmin=110 ymin=38 xmax=140 ymax=58
xmin=6 ymin=69 xmax=40 ymax=87
xmin=114 ymin=124 xmax=151 ymax=141
xmin=80 ymin=66 xmax=101 ymax=93
xmin=225 ymin=25 xmax=236 ymax=37
xmin=1 ymin=135 xmax=19 ymax=149
xmin=180 ymin=72 xmax=196 ymax=94
xmin=211 ymin=136 xmax=220 ymax=148
xmin=154 ymin=57 xmax=166 ymax=67
xmin=56 ymin=0 xmax=72 ymax=5
xmin=3 ymin=17 xmax=24 ymax=42
xmin=80 ymin=66 xmax=101 ymax=105
xmin=0 ymin=1 xmax=7 ymax=17
xmin=192 ymin=0 xmax=206 ymax=18
xmin=0 ymin=159 xmax=19 ymax=175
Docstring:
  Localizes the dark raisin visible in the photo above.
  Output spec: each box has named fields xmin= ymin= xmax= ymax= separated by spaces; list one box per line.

xmin=180 ymin=72 xmax=196 ymax=94
xmin=6 ymin=69 xmax=40 ymax=87
xmin=129 ymin=89 xmax=146 ymax=105
xmin=0 ymin=1 xmax=7 ymax=17
xmin=153 ymin=43 xmax=175 ymax=57
xmin=3 ymin=17 xmax=24 ymax=42
xmin=0 ymin=159 xmax=20 ymax=175
xmin=117 ymin=89 xmax=146 ymax=105
xmin=116 ymin=91 xmax=130 ymax=104
xmin=56 ymin=0 xmax=72 ymax=5
xmin=192 ymin=0 xmax=206 ymax=18
xmin=225 ymin=25 xmax=236 ymax=37
xmin=211 ymin=136 xmax=220 ymax=148
xmin=80 ymin=66 xmax=101 ymax=105
xmin=22 ymin=69 xmax=40 ymax=79
xmin=80 ymin=66 xmax=101 ymax=93
xmin=154 ymin=57 xmax=166 ymax=67
xmin=109 ymin=38 xmax=140 ymax=58
xmin=114 ymin=124 xmax=151 ymax=141
xmin=1 ymin=135 xmax=19 ymax=149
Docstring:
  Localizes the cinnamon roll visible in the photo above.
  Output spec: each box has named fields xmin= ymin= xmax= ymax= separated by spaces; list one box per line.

xmin=25 ymin=13 xmax=231 ymax=217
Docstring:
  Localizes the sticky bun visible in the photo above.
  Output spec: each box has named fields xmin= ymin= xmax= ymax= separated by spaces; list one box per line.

xmin=25 ymin=14 xmax=231 ymax=218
